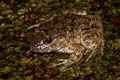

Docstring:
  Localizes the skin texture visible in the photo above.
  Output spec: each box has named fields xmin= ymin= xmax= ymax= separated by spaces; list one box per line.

xmin=29 ymin=10 xmax=104 ymax=71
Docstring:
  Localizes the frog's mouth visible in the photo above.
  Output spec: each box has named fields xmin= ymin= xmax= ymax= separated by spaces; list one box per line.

xmin=30 ymin=40 xmax=53 ymax=53
xmin=30 ymin=37 xmax=65 ymax=53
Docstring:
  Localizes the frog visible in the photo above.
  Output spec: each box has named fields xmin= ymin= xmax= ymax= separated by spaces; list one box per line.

xmin=29 ymin=10 xmax=104 ymax=71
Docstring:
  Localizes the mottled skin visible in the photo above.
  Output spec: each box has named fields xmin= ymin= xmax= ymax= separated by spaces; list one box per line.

xmin=29 ymin=10 xmax=104 ymax=71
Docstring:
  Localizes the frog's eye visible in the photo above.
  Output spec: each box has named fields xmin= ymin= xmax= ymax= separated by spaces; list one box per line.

xmin=45 ymin=38 xmax=52 ymax=43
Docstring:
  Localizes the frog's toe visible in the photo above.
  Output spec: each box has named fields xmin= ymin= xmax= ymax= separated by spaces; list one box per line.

xmin=52 ymin=59 xmax=67 ymax=66
xmin=52 ymin=59 xmax=69 ymax=71
xmin=59 ymin=66 xmax=67 ymax=71
xmin=57 ymin=59 xmax=68 ymax=62
xmin=28 ymin=23 xmax=40 ymax=30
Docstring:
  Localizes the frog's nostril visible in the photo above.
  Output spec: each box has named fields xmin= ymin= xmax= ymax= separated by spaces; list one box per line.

xmin=30 ymin=47 xmax=32 ymax=51
xmin=30 ymin=46 xmax=34 ymax=51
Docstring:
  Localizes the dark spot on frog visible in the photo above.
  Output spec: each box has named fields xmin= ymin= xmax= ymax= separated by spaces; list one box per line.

xmin=44 ymin=37 xmax=52 ymax=44
xmin=91 ymin=24 xmax=100 ymax=29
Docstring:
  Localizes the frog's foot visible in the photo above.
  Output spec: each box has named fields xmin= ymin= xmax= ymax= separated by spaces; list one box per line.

xmin=53 ymin=52 xmax=84 ymax=71
xmin=52 ymin=59 xmax=68 ymax=71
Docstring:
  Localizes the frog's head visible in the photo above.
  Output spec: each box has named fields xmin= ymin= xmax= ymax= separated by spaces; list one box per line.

xmin=30 ymin=30 xmax=65 ymax=53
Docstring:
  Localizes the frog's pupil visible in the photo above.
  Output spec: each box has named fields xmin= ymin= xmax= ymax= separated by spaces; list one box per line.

xmin=45 ymin=38 xmax=52 ymax=43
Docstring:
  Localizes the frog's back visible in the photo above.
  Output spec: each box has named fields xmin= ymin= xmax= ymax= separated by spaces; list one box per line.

xmin=39 ymin=12 xmax=104 ymax=47
xmin=57 ymin=14 xmax=104 ymax=53
xmin=69 ymin=15 xmax=104 ymax=48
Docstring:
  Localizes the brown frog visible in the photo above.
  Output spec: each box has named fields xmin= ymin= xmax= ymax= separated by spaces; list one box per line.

xmin=29 ymin=10 xmax=104 ymax=71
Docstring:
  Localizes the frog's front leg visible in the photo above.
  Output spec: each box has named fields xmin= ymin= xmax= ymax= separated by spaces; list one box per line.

xmin=53 ymin=45 xmax=85 ymax=71
xmin=61 ymin=52 xmax=84 ymax=71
